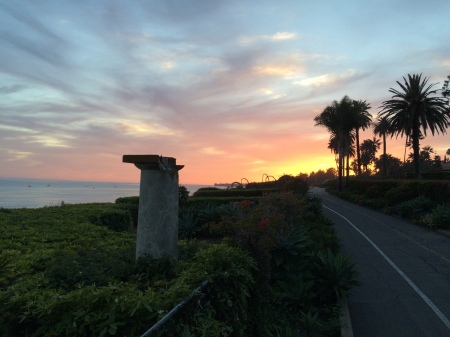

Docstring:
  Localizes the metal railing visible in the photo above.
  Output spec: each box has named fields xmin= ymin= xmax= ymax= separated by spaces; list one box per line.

xmin=140 ymin=280 xmax=209 ymax=337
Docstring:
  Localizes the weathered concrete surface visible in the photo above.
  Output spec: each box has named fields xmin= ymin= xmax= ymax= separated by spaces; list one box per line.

xmin=123 ymin=155 xmax=183 ymax=259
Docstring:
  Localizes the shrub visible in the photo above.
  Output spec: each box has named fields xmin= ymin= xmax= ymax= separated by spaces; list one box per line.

xmin=178 ymin=244 xmax=258 ymax=336
xmin=43 ymin=246 xmax=135 ymax=290
xmin=313 ymin=249 xmax=359 ymax=303
xmin=0 ymin=191 xmax=353 ymax=336
xmin=179 ymin=185 xmax=190 ymax=205
xmin=359 ymin=197 xmax=386 ymax=210
xmin=0 ymin=241 xmax=259 ymax=337
xmin=395 ymin=196 xmax=434 ymax=218
xmin=89 ymin=209 xmax=132 ymax=232
xmin=178 ymin=211 xmax=201 ymax=239
xmin=302 ymin=215 xmax=340 ymax=254
xmin=417 ymin=205 xmax=450 ymax=230
xmin=363 ymin=182 xmax=394 ymax=199
xmin=115 ymin=196 xmax=139 ymax=229
xmin=192 ymin=188 xmax=268 ymax=198
xmin=384 ymin=182 xmax=422 ymax=205
xmin=277 ymin=175 xmax=309 ymax=195
xmin=415 ymin=170 xmax=450 ymax=180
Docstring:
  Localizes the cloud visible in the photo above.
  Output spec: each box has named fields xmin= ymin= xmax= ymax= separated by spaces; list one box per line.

xmin=6 ymin=150 xmax=33 ymax=161
xmin=294 ymin=69 xmax=358 ymax=87
xmin=253 ymin=65 xmax=301 ymax=77
xmin=200 ymin=147 xmax=226 ymax=156
xmin=238 ymin=31 xmax=297 ymax=45
xmin=29 ymin=135 xmax=72 ymax=148
xmin=0 ymin=84 xmax=27 ymax=94
xmin=117 ymin=121 xmax=176 ymax=137
xmin=1 ymin=1 xmax=449 ymax=184
xmin=270 ymin=32 xmax=297 ymax=41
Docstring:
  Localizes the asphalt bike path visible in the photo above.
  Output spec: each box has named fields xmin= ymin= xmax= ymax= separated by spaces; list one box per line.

xmin=309 ymin=187 xmax=450 ymax=337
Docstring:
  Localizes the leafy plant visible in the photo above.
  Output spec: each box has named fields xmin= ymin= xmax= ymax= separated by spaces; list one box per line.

xmin=421 ymin=204 xmax=450 ymax=229
xmin=305 ymin=196 xmax=322 ymax=215
xmin=314 ymin=249 xmax=359 ymax=303
xmin=298 ymin=310 xmax=322 ymax=337
xmin=178 ymin=211 xmax=201 ymax=239
xmin=396 ymin=196 xmax=434 ymax=217
xmin=275 ymin=276 xmax=315 ymax=308
xmin=430 ymin=204 xmax=450 ymax=229
xmin=0 ymin=188 xmax=355 ymax=336
xmin=272 ymin=229 xmax=310 ymax=272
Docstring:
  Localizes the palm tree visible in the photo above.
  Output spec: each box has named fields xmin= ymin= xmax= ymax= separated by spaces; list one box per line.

xmin=420 ymin=145 xmax=434 ymax=162
xmin=379 ymin=74 xmax=450 ymax=179
xmin=352 ymin=100 xmax=372 ymax=176
xmin=374 ymin=154 xmax=402 ymax=177
xmin=360 ymin=137 xmax=381 ymax=172
xmin=373 ymin=116 xmax=391 ymax=176
xmin=314 ymin=96 xmax=356 ymax=191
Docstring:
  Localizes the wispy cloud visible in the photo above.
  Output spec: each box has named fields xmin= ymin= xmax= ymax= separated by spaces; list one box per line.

xmin=1 ymin=1 xmax=449 ymax=183
xmin=238 ymin=31 xmax=297 ymax=45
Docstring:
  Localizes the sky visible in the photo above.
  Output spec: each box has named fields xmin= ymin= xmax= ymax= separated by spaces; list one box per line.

xmin=1 ymin=0 xmax=450 ymax=185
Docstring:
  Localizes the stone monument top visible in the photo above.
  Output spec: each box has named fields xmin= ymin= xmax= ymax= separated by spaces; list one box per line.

xmin=123 ymin=155 xmax=184 ymax=171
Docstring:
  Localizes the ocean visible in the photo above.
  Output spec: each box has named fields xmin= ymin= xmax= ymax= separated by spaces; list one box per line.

xmin=0 ymin=179 xmax=213 ymax=209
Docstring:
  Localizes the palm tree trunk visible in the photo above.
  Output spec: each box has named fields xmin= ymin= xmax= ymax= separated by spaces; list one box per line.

xmin=346 ymin=152 xmax=350 ymax=187
xmin=403 ymin=136 xmax=409 ymax=164
xmin=338 ymin=141 xmax=343 ymax=192
xmin=412 ymin=123 xmax=421 ymax=180
xmin=382 ymin=133 xmax=387 ymax=176
xmin=356 ymin=129 xmax=361 ymax=176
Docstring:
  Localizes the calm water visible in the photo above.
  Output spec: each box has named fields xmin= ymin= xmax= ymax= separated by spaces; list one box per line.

xmin=0 ymin=179 xmax=211 ymax=209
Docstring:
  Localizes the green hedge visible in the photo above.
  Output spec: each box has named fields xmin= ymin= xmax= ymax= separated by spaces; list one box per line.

xmin=192 ymin=188 xmax=273 ymax=198
xmin=0 ymin=191 xmax=349 ymax=336
xmin=325 ymin=178 xmax=450 ymax=229
xmin=115 ymin=196 xmax=139 ymax=229
xmin=0 ymin=243 xmax=257 ymax=336
xmin=405 ymin=170 xmax=450 ymax=180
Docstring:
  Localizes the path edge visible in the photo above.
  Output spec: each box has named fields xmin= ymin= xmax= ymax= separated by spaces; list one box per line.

xmin=339 ymin=298 xmax=353 ymax=337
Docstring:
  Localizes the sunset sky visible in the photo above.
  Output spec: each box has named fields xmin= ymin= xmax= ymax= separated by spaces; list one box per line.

xmin=1 ymin=0 xmax=450 ymax=185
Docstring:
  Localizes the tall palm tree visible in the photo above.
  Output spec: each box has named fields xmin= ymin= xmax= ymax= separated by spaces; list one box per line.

xmin=352 ymin=100 xmax=372 ymax=176
xmin=379 ymin=74 xmax=450 ymax=179
xmin=314 ymin=95 xmax=356 ymax=191
xmin=373 ymin=116 xmax=391 ymax=176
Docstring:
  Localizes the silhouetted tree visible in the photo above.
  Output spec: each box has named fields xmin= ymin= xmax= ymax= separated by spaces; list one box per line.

xmin=314 ymin=96 xmax=356 ymax=191
xmin=374 ymin=154 xmax=402 ymax=177
xmin=360 ymin=137 xmax=381 ymax=172
xmin=373 ymin=116 xmax=391 ymax=176
xmin=352 ymin=99 xmax=372 ymax=175
xmin=379 ymin=74 xmax=450 ymax=179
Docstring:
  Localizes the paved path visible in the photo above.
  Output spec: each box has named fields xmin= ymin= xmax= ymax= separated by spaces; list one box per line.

xmin=309 ymin=187 xmax=450 ymax=337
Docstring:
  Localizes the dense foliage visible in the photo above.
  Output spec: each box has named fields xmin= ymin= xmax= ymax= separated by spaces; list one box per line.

xmin=1 ymin=176 xmax=357 ymax=336
xmin=324 ymin=178 xmax=450 ymax=230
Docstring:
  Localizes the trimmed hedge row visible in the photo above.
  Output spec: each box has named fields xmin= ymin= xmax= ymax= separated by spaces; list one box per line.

xmin=405 ymin=170 xmax=450 ymax=180
xmin=324 ymin=178 xmax=450 ymax=229
xmin=326 ymin=178 xmax=450 ymax=205
xmin=192 ymin=188 xmax=275 ymax=198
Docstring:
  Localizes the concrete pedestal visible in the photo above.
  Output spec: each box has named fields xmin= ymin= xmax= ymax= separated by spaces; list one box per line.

xmin=123 ymin=155 xmax=184 ymax=260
